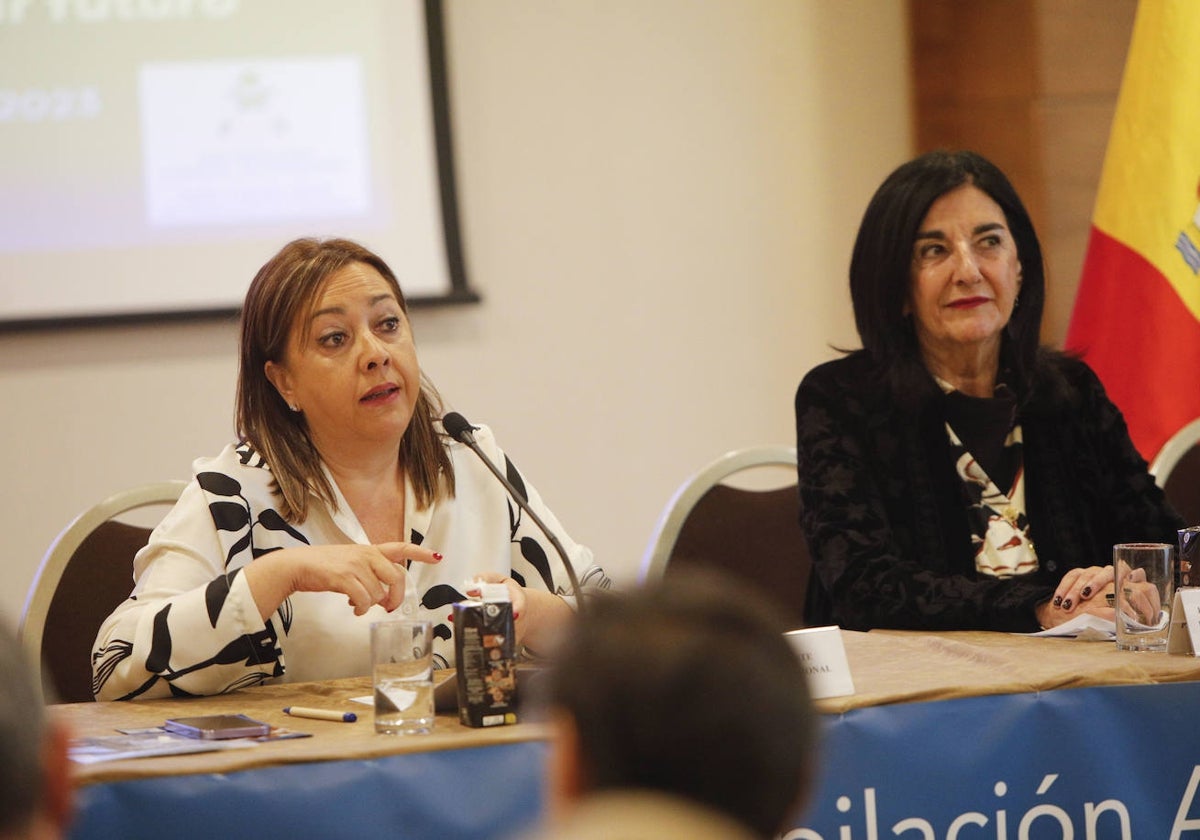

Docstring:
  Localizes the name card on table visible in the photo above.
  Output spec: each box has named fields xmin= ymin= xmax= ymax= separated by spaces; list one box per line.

xmin=784 ymin=626 xmax=855 ymax=699
xmin=1167 ymin=588 xmax=1200 ymax=655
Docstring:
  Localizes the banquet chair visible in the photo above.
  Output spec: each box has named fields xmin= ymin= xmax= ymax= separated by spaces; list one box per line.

xmin=639 ymin=446 xmax=808 ymax=628
xmin=19 ymin=480 xmax=187 ymax=703
xmin=1150 ymin=418 xmax=1200 ymax=527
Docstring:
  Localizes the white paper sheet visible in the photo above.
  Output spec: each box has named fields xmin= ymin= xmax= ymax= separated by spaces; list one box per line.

xmin=1023 ymin=613 xmax=1115 ymax=641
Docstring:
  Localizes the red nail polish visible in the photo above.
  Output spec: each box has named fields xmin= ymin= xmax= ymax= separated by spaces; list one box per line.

xmin=433 ymin=552 xmax=444 ymax=561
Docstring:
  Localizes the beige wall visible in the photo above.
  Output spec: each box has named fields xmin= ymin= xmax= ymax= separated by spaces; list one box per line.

xmin=0 ymin=1 xmax=911 ymax=623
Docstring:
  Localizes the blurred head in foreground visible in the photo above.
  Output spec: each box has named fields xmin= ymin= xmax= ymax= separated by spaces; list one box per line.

xmin=0 ymin=622 xmax=72 ymax=839
xmin=538 ymin=572 xmax=818 ymax=839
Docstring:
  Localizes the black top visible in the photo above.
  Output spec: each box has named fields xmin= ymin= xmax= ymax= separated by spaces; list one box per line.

xmin=943 ymin=385 xmax=1018 ymax=492
xmin=794 ymin=350 xmax=1183 ymax=632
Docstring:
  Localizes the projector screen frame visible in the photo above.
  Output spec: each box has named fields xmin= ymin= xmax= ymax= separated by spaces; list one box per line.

xmin=0 ymin=0 xmax=478 ymax=334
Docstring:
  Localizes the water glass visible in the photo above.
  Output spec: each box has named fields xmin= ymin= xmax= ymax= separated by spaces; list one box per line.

xmin=371 ymin=619 xmax=434 ymax=734
xmin=1113 ymin=543 xmax=1174 ymax=652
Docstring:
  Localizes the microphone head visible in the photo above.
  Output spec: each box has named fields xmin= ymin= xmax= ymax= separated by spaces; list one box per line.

xmin=442 ymin=412 xmax=478 ymax=443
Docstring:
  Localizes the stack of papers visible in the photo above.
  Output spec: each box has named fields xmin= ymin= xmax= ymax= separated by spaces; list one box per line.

xmin=70 ymin=724 xmax=310 ymax=764
xmin=69 ymin=730 xmax=256 ymax=764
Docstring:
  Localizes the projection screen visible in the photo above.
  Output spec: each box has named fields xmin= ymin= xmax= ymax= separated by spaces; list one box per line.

xmin=0 ymin=0 xmax=475 ymax=329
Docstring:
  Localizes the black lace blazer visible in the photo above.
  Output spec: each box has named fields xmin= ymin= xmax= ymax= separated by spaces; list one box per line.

xmin=794 ymin=350 xmax=1183 ymax=632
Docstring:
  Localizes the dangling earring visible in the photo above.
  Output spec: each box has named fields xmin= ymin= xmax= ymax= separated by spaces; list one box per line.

xmin=288 ymin=402 xmax=300 ymax=413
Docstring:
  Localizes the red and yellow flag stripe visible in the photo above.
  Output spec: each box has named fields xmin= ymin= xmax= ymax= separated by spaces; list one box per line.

xmin=1065 ymin=0 xmax=1200 ymax=461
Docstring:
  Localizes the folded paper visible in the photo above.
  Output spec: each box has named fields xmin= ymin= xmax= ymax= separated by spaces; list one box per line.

xmin=1167 ymin=588 xmax=1200 ymax=655
xmin=784 ymin=625 xmax=855 ymax=699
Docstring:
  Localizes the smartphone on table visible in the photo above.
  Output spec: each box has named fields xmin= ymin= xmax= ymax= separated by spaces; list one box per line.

xmin=163 ymin=714 xmax=271 ymax=740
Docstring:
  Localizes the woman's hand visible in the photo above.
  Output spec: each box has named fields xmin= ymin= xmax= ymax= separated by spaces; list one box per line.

xmin=1036 ymin=565 xmax=1116 ymax=629
xmin=245 ymin=542 xmax=442 ymax=620
xmin=1114 ymin=564 xmax=1166 ymax=628
xmin=1036 ymin=562 xmax=1166 ymax=630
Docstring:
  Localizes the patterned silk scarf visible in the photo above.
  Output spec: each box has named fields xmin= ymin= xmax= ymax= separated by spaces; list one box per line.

xmin=945 ymin=423 xmax=1039 ymax=578
xmin=934 ymin=377 xmax=1039 ymax=579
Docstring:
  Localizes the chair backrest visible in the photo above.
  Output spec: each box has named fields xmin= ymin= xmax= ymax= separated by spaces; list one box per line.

xmin=639 ymin=446 xmax=807 ymax=628
xmin=1150 ymin=418 xmax=1200 ymax=526
xmin=19 ymin=481 xmax=187 ymax=703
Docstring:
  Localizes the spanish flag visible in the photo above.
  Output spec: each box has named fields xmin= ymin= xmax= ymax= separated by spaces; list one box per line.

xmin=1065 ymin=0 xmax=1200 ymax=462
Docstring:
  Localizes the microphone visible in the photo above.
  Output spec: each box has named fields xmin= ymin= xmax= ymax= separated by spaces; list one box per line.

xmin=443 ymin=412 xmax=586 ymax=612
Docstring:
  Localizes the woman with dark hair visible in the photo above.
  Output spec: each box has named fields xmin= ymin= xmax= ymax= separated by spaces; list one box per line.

xmin=795 ymin=150 xmax=1180 ymax=632
xmin=93 ymin=237 xmax=607 ymax=700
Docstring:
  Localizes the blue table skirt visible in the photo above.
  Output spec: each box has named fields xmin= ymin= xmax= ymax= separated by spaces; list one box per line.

xmin=71 ymin=741 xmax=547 ymax=840
xmin=792 ymin=680 xmax=1200 ymax=839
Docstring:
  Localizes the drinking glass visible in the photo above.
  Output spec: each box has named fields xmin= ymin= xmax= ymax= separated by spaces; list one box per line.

xmin=371 ymin=620 xmax=434 ymax=734
xmin=1113 ymin=543 xmax=1174 ymax=652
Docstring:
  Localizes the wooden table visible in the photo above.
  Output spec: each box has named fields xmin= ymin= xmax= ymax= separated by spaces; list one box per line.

xmin=65 ymin=672 xmax=549 ymax=785
xmin=58 ymin=632 xmax=1200 ymax=839
xmin=62 ymin=673 xmax=551 ymax=840
xmin=825 ymin=627 xmax=1200 ymax=710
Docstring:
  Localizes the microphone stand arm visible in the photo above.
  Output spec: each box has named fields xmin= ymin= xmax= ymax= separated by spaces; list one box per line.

xmin=457 ymin=431 xmax=586 ymax=611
